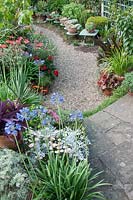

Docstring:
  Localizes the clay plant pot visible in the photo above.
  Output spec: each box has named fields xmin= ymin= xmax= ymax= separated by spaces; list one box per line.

xmin=0 ymin=135 xmax=17 ymax=150
xmin=60 ymin=17 xmax=68 ymax=25
xmin=40 ymin=86 xmax=49 ymax=95
xmin=128 ymin=91 xmax=133 ymax=96
xmin=68 ymin=27 xmax=77 ymax=34
xmin=103 ymin=89 xmax=112 ymax=96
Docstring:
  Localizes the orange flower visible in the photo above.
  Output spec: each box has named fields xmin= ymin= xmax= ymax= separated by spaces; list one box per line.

xmin=23 ymin=39 xmax=30 ymax=44
xmin=6 ymin=40 xmax=15 ymax=45
xmin=0 ymin=44 xmax=7 ymax=48
xmin=36 ymin=42 xmax=43 ymax=47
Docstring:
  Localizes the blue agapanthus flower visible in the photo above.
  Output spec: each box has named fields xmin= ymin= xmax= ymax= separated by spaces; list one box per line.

xmin=5 ymin=121 xmax=22 ymax=135
xmin=41 ymin=117 xmax=51 ymax=126
xmin=17 ymin=107 xmax=30 ymax=121
xmin=36 ymin=106 xmax=48 ymax=117
xmin=50 ymin=93 xmax=64 ymax=105
xmin=69 ymin=111 xmax=83 ymax=121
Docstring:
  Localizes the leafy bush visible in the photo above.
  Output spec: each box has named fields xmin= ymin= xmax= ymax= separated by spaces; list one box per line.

xmin=46 ymin=0 xmax=69 ymax=13
xmin=31 ymin=153 xmax=106 ymax=200
xmin=0 ymin=0 xmax=32 ymax=29
xmin=62 ymin=3 xmax=85 ymax=22
xmin=86 ymin=16 xmax=108 ymax=34
xmin=122 ymin=72 xmax=133 ymax=93
xmin=0 ymin=149 xmax=29 ymax=200
xmin=79 ymin=9 xmax=93 ymax=26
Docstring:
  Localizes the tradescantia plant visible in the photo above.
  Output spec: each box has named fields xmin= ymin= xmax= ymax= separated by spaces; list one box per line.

xmin=0 ymin=100 xmax=24 ymax=135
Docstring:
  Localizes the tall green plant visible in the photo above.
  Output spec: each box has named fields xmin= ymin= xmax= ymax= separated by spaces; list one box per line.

xmin=7 ymin=66 xmax=42 ymax=105
xmin=116 ymin=8 xmax=133 ymax=55
xmin=31 ymin=153 xmax=106 ymax=200
xmin=103 ymin=49 xmax=133 ymax=76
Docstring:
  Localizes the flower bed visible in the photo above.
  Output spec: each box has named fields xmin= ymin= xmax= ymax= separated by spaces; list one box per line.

xmin=0 ymin=92 xmax=106 ymax=199
xmin=0 ymin=30 xmax=58 ymax=99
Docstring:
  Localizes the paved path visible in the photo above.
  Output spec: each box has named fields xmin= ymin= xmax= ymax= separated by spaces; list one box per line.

xmin=34 ymin=25 xmax=105 ymax=111
xmin=85 ymin=95 xmax=133 ymax=200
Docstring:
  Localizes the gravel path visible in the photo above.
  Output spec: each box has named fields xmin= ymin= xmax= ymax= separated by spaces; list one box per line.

xmin=34 ymin=25 xmax=105 ymax=112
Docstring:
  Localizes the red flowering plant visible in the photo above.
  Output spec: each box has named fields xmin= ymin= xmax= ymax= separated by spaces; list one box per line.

xmin=26 ymin=32 xmax=59 ymax=93
xmin=0 ymin=31 xmax=58 ymax=95
xmin=97 ymin=71 xmax=124 ymax=95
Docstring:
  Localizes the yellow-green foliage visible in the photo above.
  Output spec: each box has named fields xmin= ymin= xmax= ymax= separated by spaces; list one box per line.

xmin=86 ymin=16 xmax=108 ymax=29
xmin=79 ymin=9 xmax=93 ymax=26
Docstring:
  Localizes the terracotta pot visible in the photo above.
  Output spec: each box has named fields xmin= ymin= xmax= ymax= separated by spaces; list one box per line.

xmin=68 ymin=27 xmax=77 ymax=34
xmin=128 ymin=91 xmax=133 ymax=96
xmin=103 ymin=89 xmax=112 ymax=96
xmin=40 ymin=86 xmax=49 ymax=95
xmin=0 ymin=135 xmax=17 ymax=150
xmin=60 ymin=18 xmax=68 ymax=25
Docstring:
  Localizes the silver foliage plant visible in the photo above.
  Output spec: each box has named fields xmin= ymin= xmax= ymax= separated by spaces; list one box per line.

xmin=26 ymin=126 xmax=89 ymax=161
xmin=0 ymin=149 xmax=29 ymax=200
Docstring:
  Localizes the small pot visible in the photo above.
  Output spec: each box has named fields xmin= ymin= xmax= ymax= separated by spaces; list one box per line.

xmin=68 ymin=27 xmax=77 ymax=34
xmin=103 ymin=89 xmax=112 ymax=96
xmin=40 ymin=86 xmax=49 ymax=95
xmin=0 ymin=135 xmax=17 ymax=150
xmin=60 ymin=17 xmax=68 ymax=25
xmin=128 ymin=91 xmax=133 ymax=96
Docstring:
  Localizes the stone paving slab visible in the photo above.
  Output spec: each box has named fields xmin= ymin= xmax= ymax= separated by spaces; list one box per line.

xmin=85 ymin=95 xmax=133 ymax=200
xmin=104 ymin=95 xmax=133 ymax=124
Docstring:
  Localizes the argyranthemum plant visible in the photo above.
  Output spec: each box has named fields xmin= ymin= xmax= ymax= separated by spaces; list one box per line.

xmin=24 ymin=127 xmax=88 ymax=161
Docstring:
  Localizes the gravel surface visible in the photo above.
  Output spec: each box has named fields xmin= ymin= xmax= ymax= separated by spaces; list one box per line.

xmin=34 ymin=25 xmax=105 ymax=112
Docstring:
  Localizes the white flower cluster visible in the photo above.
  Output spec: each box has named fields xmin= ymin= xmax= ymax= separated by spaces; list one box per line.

xmin=27 ymin=127 xmax=89 ymax=161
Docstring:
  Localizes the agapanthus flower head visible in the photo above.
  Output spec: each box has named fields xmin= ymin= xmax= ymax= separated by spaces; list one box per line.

xmin=36 ymin=106 xmax=48 ymax=117
xmin=17 ymin=107 xmax=30 ymax=121
xmin=69 ymin=111 xmax=83 ymax=121
xmin=5 ymin=121 xmax=22 ymax=135
xmin=41 ymin=116 xmax=51 ymax=126
xmin=50 ymin=92 xmax=64 ymax=105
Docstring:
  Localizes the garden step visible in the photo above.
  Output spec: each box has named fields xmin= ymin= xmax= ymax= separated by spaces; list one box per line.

xmin=85 ymin=95 xmax=133 ymax=200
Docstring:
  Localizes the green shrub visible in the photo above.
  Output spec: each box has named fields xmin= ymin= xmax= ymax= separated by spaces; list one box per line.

xmin=122 ymin=72 xmax=133 ymax=93
xmin=62 ymin=3 xmax=85 ymax=22
xmin=86 ymin=16 xmax=108 ymax=33
xmin=0 ymin=0 xmax=32 ymax=29
xmin=79 ymin=9 xmax=93 ymax=26
xmin=0 ymin=149 xmax=29 ymax=200
xmin=46 ymin=0 xmax=69 ymax=13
